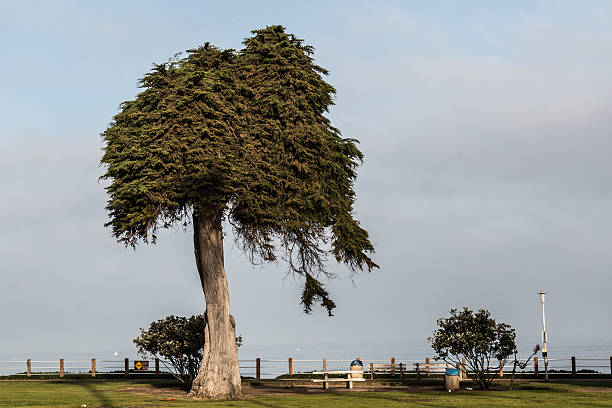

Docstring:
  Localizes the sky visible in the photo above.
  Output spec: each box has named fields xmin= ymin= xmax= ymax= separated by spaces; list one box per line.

xmin=1 ymin=0 xmax=611 ymax=360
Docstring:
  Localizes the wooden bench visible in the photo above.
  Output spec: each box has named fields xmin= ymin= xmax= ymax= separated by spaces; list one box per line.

xmin=311 ymin=370 xmax=365 ymax=389
xmin=368 ymin=363 xmax=406 ymax=379
xmin=414 ymin=362 xmax=451 ymax=378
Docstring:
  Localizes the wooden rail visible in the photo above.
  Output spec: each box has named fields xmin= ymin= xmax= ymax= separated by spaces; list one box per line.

xmin=4 ymin=355 xmax=612 ymax=379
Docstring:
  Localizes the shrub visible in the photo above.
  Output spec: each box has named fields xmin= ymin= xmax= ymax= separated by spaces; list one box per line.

xmin=134 ymin=314 xmax=242 ymax=386
xmin=429 ymin=308 xmax=516 ymax=389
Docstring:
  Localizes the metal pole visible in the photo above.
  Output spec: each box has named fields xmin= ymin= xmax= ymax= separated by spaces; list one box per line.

xmin=539 ymin=291 xmax=549 ymax=382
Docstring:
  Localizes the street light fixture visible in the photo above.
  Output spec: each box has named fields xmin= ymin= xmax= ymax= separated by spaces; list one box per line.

xmin=538 ymin=290 xmax=549 ymax=382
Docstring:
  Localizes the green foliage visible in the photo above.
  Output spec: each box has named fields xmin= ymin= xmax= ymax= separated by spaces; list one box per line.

xmin=133 ymin=315 xmax=242 ymax=386
xmin=429 ymin=308 xmax=517 ymax=390
xmin=101 ymin=26 xmax=377 ymax=315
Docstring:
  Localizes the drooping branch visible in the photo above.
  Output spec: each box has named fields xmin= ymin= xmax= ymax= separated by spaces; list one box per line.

xmin=301 ymin=273 xmax=336 ymax=316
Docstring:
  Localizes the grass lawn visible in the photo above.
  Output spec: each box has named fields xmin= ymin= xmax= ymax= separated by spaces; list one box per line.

xmin=0 ymin=379 xmax=610 ymax=407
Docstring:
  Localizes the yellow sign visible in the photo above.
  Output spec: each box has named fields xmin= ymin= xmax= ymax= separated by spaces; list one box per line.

xmin=134 ymin=361 xmax=149 ymax=371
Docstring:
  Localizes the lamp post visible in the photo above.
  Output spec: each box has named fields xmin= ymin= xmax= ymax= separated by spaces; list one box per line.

xmin=539 ymin=291 xmax=549 ymax=382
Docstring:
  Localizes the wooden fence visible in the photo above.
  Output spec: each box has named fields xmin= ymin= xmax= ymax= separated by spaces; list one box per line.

xmin=2 ymin=356 xmax=611 ymax=379
xmin=244 ymin=356 xmax=612 ymax=379
xmin=2 ymin=358 xmax=165 ymax=378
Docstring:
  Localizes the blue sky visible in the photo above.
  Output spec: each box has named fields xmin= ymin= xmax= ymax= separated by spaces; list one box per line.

xmin=1 ymin=1 xmax=611 ymax=358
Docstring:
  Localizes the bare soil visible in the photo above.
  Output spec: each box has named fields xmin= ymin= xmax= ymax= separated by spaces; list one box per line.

xmin=570 ymin=387 xmax=612 ymax=393
xmin=243 ymin=382 xmax=442 ymax=396
xmin=118 ymin=380 xmax=444 ymax=399
xmin=116 ymin=378 xmax=612 ymax=399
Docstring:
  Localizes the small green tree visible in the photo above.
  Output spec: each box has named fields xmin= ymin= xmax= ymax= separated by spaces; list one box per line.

xmin=133 ymin=314 xmax=242 ymax=387
xmin=429 ymin=308 xmax=517 ymax=390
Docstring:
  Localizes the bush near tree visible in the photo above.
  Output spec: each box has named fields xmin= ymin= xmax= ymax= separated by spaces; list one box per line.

xmin=133 ymin=314 xmax=242 ymax=387
xmin=429 ymin=307 xmax=517 ymax=390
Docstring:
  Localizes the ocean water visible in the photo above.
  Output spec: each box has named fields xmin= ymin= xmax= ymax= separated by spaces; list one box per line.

xmin=236 ymin=336 xmax=612 ymax=378
xmin=1 ymin=336 xmax=609 ymax=378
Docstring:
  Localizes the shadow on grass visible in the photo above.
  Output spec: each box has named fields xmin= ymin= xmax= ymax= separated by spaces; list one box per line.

xmin=76 ymin=382 xmax=114 ymax=408
xmin=246 ymin=398 xmax=286 ymax=408
xmin=246 ymin=382 xmax=314 ymax=395
xmin=330 ymin=392 xmax=446 ymax=408
xmin=146 ymin=378 xmax=190 ymax=391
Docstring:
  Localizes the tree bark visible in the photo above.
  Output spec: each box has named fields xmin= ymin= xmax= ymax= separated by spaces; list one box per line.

xmin=188 ymin=209 xmax=242 ymax=399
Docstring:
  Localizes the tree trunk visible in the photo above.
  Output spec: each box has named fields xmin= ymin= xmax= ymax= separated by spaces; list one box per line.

xmin=509 ymin=359 xmax=517 ymax=391
xmin=188 ymin=209 xmax=242 ymax=399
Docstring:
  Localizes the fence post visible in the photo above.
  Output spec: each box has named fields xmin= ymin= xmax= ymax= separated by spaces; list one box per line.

xmin=256 ymin=358 xmax=261 ymax=380
xmin=461 ymin=357 xmax=467 ymax=380
xmin=288 ymin=358 xmax=293 ymax=375
xmin=425 ymin=357 xmax=430 ymax=377
xmin=125 ymin=358 xmax=129 ymax=377
xmin=26 ymin=359 xmax=31 ymax=377
xmin=416 ymin=363 xmax=421 ymax=380
xmin=571 ymin=356 xmax=576 ymax=377
xmin=369 ymin=363 xmax=374 ymax=380
xmin=534 ymin=357 xmax=539 ymax=376
xmin=155 ymin=358 xmax=159 ymax=376
xmin=391 ymin=357 xmax=396 ymax=377
xmin=91 ymin=359 xmax=96 ymax=378
xmin=323 ymin=358 xmax=327 ymax=372
xmin=59 ymin=359 xmax=64 ymax=378
xmin=610 ymin=356 xmax=612 ymax=376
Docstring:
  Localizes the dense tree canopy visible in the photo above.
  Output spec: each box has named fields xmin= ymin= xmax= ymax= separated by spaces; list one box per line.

xmin=101 ymin=26 xmax=377 ymax=315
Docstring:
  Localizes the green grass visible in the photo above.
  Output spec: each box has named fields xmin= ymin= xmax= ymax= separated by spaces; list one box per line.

xmin=0 ymin=379 xmax=610 ymax=407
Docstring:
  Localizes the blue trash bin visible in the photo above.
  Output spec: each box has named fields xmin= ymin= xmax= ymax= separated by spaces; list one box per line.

xmin=350 ymin=358 xmax=363 ymax=378
xmin=446 ymin=368 xmax=459 ymax=376
xmin=445 ymin=368 xmax=460 ymax=391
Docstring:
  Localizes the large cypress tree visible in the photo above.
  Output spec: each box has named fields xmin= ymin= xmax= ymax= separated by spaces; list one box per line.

xmin=101 ymin=26 xmax=377 ymax=399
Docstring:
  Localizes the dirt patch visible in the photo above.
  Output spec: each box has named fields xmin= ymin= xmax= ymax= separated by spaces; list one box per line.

xmin=117 ymin=381 xmax=444 ymax=398
xmin=242 ymin=382 xmax=442 ymax=396
xmin=571 ymin=387 xmax=612 ymax=394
